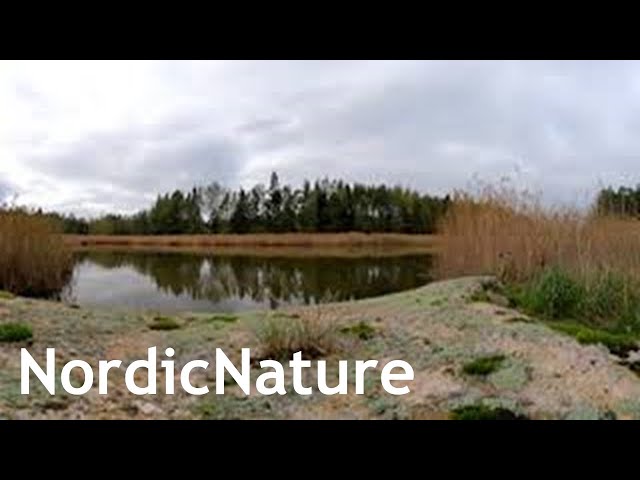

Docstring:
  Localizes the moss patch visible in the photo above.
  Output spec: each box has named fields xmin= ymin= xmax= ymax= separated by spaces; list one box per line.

xmin=148 ymin=316 xmax=181 ymax=331
xmin=340 ymin=321 xmax=376 ymax=340
xmin=548 ymin=322 xmax=638 ymax=357
xmin=0 ymin=323 xmax=33 ymax=342
xmin=450 ymin=404 xmax=528 ymax=420
xmin=462 ymin=355 xmax=506 ymax=376
xmin=206 ymin=314 xmax=238 ymax=324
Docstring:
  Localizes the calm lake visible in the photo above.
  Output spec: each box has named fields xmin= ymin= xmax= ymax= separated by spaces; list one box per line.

xmin=63 ymin=250 xmax=435 ymax=312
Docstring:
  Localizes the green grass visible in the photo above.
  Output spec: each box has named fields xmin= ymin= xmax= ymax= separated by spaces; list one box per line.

xmin=0 ymin=323 xmax=33 ymax=342
xmin=547 ymin=322 xmax=639 ymax=357
xmin=148 ymin=316 xmax=181 ymax=331
xmin=207 ymin=314 xmax=238 ymax=324
xmin=450 ymin=404 xmax=527 ymax=420
xmin=501 ymin=267 xmax=640 ymax=357
xmin=340 ymin=321 xmax=376 ymax=340
xmin=462 ymin=355 xmax=506 ymax=376
xmin=0 ymin=290 xmax=15 ymax=300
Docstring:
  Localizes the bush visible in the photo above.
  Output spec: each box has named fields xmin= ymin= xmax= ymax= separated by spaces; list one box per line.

xmin=252 ymin=314 xmax=338 ymax=360
xmin=462 ymin=355 xmax=505 ymax=376
xmin=0 ymin=210 xmax=73 ymax=298
xmin=0 ymin=323 xmax=33 ymax=342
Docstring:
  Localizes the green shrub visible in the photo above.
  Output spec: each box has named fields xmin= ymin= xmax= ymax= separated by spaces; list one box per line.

xmin=450 ymin=404 xmax=527 ymax=420
xmin=340 ymin=321 xmax=376 ymax=340
xmin=519 ymin=268 xmax=585 ymax=319
xmin=149 ymin=316 xmax=181 ymax=331
xmin=0 ymin=290 xmax=15 ymax=300
xmin=462 ymin=355 xmax=506 ymax=376
xmin=0 ymin=323 xmax=33 ymax=342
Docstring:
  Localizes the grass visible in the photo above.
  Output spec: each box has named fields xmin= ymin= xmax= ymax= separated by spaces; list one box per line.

xmin=206 ymin=314 xmax=238 ymax=323
xmin=340 ymin=321 xmax=376 ymax=340
xmin=0 ymin=323 xmax=33 ymax=343
xmin=450 ymin=404 xmax=528 ymax=420
xmin=252 ymin=313 xmax=339 ymax=360
xmin=462 ymin=355 xmax=506 ymax=376
xmin=547 ymin=322 xmax=639 ymax=357
xmin=0 ymin=209 xmax=73 ymax=298
xmin=437 ymin=183 xmax=640 ymax=354
xmin=0 ymin=291 xmax=15 ymax=300
xmin=148 ymin=316 xmax=181 ymax=331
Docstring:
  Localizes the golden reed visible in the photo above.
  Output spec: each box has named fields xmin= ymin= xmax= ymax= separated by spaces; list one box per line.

xmin=0 ymin=210 xmax=73 ymax=297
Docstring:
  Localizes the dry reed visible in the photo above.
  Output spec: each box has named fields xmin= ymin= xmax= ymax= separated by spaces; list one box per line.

xmin=0 ymin=210 xmax=73 ymax=297
xmin=436 ymin=183 xmax=640 ymax=288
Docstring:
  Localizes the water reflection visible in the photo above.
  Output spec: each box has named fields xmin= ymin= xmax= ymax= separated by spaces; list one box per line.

xmin=65 ymin=250 xmax=434 ymax=312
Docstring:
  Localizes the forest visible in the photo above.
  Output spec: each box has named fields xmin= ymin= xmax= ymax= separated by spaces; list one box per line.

xmin=595 ymin=185 xmax=640 ymax=217
xmin=47 ymin=173 xmax=451 ymax=235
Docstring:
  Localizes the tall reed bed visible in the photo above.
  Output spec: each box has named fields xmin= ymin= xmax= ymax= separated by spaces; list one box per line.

xmin=0 ymin=209 xmax=73 ymax=297
xmin=437 ymin=184 xmax=640 ymax=333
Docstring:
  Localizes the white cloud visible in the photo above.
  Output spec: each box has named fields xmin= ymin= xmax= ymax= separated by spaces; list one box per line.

xmin=4 ymin=60 xmax=640 ymax=215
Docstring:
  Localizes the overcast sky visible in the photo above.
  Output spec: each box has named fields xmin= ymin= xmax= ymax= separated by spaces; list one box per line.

xmin=2 ymin=60 xmax=640 ymax=216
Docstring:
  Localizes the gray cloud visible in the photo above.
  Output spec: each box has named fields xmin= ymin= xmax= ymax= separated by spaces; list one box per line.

xmin=5 ymin=60 xmax=640 ymax=215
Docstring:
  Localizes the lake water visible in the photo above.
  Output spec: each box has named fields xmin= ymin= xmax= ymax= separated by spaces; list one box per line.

xmin=63 ymin=250 xmax=435 ymax=312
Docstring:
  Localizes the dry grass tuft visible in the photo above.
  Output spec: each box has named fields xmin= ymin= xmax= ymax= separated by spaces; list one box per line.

xmin=252 ymin=310 xmax=340 ymax=360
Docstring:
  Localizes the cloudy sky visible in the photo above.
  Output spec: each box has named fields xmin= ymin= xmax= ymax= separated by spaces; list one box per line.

xmin=2 ymin=60 xmax=640 ymax=216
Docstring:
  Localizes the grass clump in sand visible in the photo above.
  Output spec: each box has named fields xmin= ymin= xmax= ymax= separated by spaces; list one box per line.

xmin=252 ymin=313 xmax=339 ymax=360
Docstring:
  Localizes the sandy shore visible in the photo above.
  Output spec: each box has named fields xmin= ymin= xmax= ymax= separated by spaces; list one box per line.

xmin=1 ymin=276 xmax=640 ymax=419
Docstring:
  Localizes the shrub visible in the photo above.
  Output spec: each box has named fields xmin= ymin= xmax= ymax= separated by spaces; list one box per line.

xmin=252 ymin=314 xmax=338 ymax=360
xmin=0 ymin=209 xmax=73 ymax=298
xmin=0 ymin=323 xmax=33 ymax=342
xmin=462 ymin=355 xmax=505 ymax=376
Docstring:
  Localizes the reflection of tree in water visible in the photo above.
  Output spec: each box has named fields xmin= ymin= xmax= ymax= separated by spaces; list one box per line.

xmin=74 ymin=251 xmax=434 ymax=307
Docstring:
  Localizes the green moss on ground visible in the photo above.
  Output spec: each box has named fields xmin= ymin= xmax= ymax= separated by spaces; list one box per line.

xmin=462 ymin=355 xmax=505 ymax=376
xmin=0 ymin=323 xmax=32 ymax=342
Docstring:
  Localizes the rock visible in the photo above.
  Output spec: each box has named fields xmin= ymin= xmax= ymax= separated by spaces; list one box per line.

xmin=138 ymin=402 xmax=162 ymax=416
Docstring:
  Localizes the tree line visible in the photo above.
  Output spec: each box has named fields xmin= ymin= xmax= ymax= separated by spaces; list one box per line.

xmin=51 ymin=172 xmax=450 ymax=235
xmin=595 ymin=185 xmax=640 ymax=218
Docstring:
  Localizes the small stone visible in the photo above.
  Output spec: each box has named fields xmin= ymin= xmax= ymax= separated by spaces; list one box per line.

xmin=138 ymin=402 xmax=162 ymax=416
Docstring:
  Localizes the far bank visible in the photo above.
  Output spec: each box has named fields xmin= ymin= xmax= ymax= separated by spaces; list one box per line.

xmin=64 ymin=233 xmax=441 ymax=251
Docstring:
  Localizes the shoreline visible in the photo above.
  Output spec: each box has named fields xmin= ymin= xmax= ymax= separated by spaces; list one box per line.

xmin=4 ymin=276 xmax=640 ymax=419
xmin=64 ymin=233 xmax=441 ymax=250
